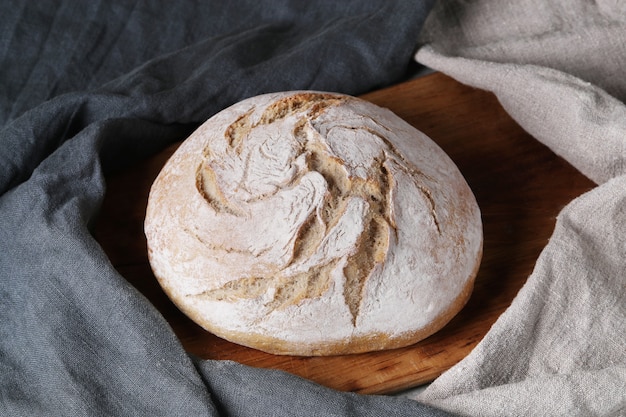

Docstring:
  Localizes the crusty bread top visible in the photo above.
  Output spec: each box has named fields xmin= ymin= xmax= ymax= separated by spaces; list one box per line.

xmin=145 ymin=91 xmax=482 ymax=355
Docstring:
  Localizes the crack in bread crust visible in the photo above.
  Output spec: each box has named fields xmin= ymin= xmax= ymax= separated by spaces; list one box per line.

xmin=188 ymin=92 xmax=440 ymax=324
xmin=145 ymin=90 xmax=483 ymax=356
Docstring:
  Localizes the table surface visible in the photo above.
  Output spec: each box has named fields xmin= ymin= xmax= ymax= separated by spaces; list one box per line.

xmin=94 ymin=72 xmax=595 ymax=395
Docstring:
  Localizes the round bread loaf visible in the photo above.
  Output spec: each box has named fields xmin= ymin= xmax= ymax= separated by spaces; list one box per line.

xmin=145 ymin=91 xmax=482 ymax=356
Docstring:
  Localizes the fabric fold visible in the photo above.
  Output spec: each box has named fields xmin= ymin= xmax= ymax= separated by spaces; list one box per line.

xmin=416 ymin=47 xmax=626 ymax=185
xmin=412 ymin=1 xmax=626 ymax=415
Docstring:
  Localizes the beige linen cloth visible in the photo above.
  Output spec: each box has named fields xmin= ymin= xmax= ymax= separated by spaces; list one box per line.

xmin=407 ymin=1 xmax=626 ymax=416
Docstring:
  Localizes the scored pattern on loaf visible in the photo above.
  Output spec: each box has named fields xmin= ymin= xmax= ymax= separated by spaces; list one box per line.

xmin=188 ymin=93 xmax=441 ymax=325
xmin=145 ymin=90 xmax=484 ymax=355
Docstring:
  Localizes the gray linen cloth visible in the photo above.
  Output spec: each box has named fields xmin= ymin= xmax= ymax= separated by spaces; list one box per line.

xmin=0 ymin=1 xmax=454 ymax=416
xmin=4 ymin=1 xmax=625 ymax=415
xmin=408 ymin=1 xmax=626 ymax=416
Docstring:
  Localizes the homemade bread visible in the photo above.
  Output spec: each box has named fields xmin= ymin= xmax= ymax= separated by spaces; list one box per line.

xmin=145 ymin=91 xmax=482 ymax=356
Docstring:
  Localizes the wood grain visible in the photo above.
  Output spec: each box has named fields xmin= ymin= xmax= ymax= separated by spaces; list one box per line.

xmin=94 ymin=72 xmax=595 ymax=395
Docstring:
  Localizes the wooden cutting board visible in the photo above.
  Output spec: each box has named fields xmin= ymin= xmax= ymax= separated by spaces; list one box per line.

xmin=94 ymin=72 xmax=594 ymax=395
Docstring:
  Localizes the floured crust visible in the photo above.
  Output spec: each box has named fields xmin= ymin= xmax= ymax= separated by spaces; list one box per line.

xmin=145 ymin=91 xmax=483 ymax=356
